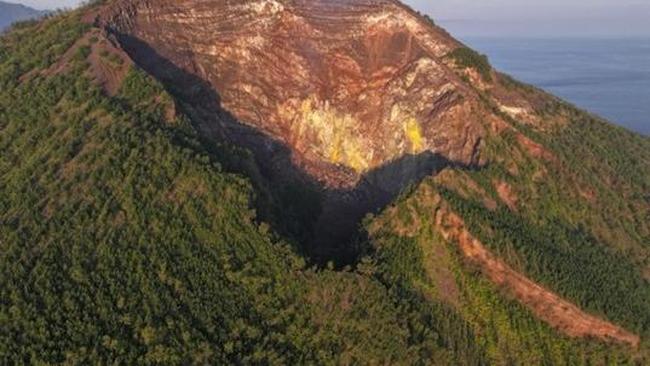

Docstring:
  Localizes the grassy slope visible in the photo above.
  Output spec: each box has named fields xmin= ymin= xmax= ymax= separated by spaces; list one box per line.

xmin=367 ymin=178 xmax=641 ymax=365
xmin=461 ymin=87 xmax=650 ymax=337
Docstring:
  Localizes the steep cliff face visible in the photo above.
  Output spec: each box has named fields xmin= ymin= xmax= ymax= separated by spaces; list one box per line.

xmin=100 ymin=0 xmax=485 ymax=189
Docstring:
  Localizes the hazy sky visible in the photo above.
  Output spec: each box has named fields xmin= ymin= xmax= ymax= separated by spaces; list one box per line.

xmin=13 ymin=0 xmax=80 ymax=10
xmin=403 ymin=0 xmax=650 ymax=37
xmin=13 ymin=0 xmax=650 ymax=37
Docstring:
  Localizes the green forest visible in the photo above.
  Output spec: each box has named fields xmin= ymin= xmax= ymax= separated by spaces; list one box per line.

xmin=1 ymin=4 xmax=649 ymax=365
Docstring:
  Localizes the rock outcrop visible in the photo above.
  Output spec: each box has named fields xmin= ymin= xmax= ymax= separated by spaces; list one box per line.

xmin=100 ymin=0 xmax=486 ymax=189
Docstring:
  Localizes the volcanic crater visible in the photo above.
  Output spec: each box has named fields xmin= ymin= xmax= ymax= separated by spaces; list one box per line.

xmin=98 ymin=0 xmax=494 ymax=262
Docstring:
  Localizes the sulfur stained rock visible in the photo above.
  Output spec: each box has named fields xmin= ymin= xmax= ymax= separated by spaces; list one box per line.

xmin=101 ymin=0 xmax=486 ymax=188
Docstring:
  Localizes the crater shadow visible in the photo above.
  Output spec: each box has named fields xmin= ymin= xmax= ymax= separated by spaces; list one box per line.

xmin=110 ymin=32 xmax=478 ymax=266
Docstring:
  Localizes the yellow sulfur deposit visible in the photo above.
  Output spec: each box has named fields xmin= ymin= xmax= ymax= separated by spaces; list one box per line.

xmin=291 ymin=97 xmax=371 ymax=172
xmin=392 ymin=104 xmax=426 ymax=154
xmin=404 ymin=117 xmax=424 ymax=153
xmin=281 ymin=97 xmax=427 ymax=173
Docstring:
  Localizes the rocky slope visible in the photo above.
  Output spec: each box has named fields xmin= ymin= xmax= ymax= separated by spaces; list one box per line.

xmin=100 ymin=0 xmax=485 ymax=186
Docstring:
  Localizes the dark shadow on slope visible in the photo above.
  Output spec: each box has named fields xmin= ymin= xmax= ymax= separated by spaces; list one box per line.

xmin=110 ymin=32 xmax=479 ymax=266
xmin=311 ymin=152 xmax=467 ymax=264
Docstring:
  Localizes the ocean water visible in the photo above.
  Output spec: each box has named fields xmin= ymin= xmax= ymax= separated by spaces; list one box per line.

xmin=463 ymin=38 xmax=650 ymax=136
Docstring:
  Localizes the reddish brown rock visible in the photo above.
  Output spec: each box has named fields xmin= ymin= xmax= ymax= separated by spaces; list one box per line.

xmin=100 ymin=0 xmax=487 ymax=188
xmin=93 ymin=0 xmax=505 ymax=260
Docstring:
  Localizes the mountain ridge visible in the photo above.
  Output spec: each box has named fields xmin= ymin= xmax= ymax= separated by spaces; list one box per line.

xmin=0 ymin=1 xmax=47 ymax=31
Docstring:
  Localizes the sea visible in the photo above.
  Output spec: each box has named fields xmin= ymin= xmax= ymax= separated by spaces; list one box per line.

xmin=461 ymin=37 xmax=650 ymax=136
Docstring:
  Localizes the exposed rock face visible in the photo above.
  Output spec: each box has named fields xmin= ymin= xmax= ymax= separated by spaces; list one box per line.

xmin=101 ymin=0 xmax=485 ymax=188
xmin=97 ymin=0 xmax=497 ymax=261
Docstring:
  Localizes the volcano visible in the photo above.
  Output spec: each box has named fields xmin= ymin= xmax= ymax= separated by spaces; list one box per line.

xmin=1 ymin=1 xmax=649 ymax=364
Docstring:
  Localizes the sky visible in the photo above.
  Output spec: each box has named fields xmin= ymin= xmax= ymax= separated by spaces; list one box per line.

xmin=12 ymin=0 xmax=81 ymax=10
xmin=12 ymin=0 xmax=650 ymax=37
xmin=404 ymin=0 xmax=650 ymax=38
